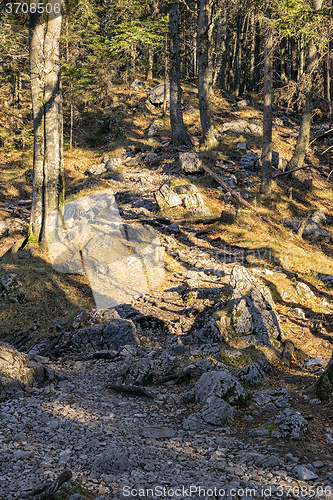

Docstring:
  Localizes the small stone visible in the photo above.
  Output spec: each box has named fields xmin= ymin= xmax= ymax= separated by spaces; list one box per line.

xmin=168 ymin=223 xmax=180 ymax=233
xmin=304 ymin=358 xmax=327 ymax=369
xmin=296 ymin=282 xmax=315 ymax=299
xmin=179 ymin=152 xmax=204 ymax=174
xmin=294 ymin=465 xmax=318 ymax=481
xmin=294 ymin=308 xmax=305 ymax=318
xmin=141 ymin=427 xmax=176 ymax=438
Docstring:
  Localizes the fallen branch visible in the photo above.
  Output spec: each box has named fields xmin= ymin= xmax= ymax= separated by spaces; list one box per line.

xmin=309 ymin=127 xmax=333 ymax=146
xmin=201 ymin=163 xmax=280 ymax=230
xmin=107 ymin=384 xmax=154 ymax=398
xmin=322 ymin=144 xmax=333 ymax=155
xmin=272 ymin=164 xmax=310 ymax=178
xmin=23 ymin=470 xmax=72 ymax=499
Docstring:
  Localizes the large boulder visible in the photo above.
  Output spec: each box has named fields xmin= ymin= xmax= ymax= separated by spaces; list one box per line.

xmin=147 ymin=82 xmax=170 ymax=104
xmin=71 ymin=318 xmax=139 ymax=352
xmin=0 ymin=343 xmax=45 ymax=393
xmin=194 ymin=369 xmax=248 ymax=406
xmin=228 ymin=265 xmax=282 ymax=347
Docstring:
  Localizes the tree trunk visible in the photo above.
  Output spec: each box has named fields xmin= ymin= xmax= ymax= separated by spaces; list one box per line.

xmin=148 ymin=45 xmax=153 ymax=80
xmin=29 ymin=0 xmax=64 ymax=243
xmin=213 ymin=0 xmax=227 ymax=87
xmin=197 ymin=0 xmax=218 ymax=148
xmin=260 ymin=10 xmax=273 ymax=196
xmin=169 ymin=0 xmax=192 ymax=147
xmin=287 ymin=0 xmax=323 ymax=173
xmin=234 ymin=11 xmax=243 ymax=97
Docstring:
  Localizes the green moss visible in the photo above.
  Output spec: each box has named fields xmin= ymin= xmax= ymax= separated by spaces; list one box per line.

xmin=315 ymin=363 xmax=333 ymax=401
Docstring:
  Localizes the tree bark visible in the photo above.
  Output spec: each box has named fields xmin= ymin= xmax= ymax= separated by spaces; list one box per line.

xmin=260 ymin=9 xmax=273 ymax=195
xmin=169 ymin=0 xmax=193 ymax=147
xmin=197 ymin=0 xmax=218 ymax=148
xmin=287 ymin=0 xmax=323 ymax=173
xmin=29 ymin=0 xmax=64 ymax=243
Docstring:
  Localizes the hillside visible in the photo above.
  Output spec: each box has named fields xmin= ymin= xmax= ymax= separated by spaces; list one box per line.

xmin=0 ymin=81 xmax=333 ymax=499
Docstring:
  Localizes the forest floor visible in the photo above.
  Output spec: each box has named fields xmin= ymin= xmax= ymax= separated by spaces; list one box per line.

xmin=0 ymin=81 xmax=333 ymax=498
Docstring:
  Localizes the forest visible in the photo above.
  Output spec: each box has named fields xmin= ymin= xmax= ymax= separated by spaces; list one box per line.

xmin=0 ymin=1 xmax=333 ymax=499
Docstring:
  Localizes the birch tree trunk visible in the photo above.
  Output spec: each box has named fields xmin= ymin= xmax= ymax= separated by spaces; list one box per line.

xmin=169 ymin=0 xmax=192 ymax=147
xmin=260 ymin=9 xmax=273 ymax=195
xmin=197 ymin=0 xmax=218 ymax=148
xmin=29 ymin=0 xmax=64 ymax=243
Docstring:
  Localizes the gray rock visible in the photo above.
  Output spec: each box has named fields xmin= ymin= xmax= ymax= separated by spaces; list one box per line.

xmin=183 ymin=396 xmax=234 ymax=430
xmin=269 ymin=409 xmax=308 ymax=439
xmin=174 ymin=184 xmax=199 ymax=197
xmin=182 ymin=193 xmax=207 ymax=210
xmin=229 ymin=265 xmax=282 ymax=347
xmin=183 ymin=359 xmax=215 ymax=379
xmin=147 ymin=120 xmax=164 ymax=137
xmin=141 ymin=426 xmax=176 ymax=438
xmin=237 ymin=99 xmax=249 ymax=109
xmin=68 ymin=495 xmax=85 ymax=500
xmin=318 ymin=274 xmax=333 ymax=287
xmin=0 ymin=273 xmax=24 ymax=302
xmin=237 ymin=361 xmax=269 ymax=387
xmin=294 ymin=465 xmax=318 ymax=481
xmin=0 ymin=343 xmax=45 ymax=392
xmin=154 ymin=184 xmax=182 ymax=209
xmin=179 ymin=152 xmax=204 ymax=174
xmin=121 ymin=357 xmax=153 ymax=385
xmin=147 ymin=82 xmax=170 ymax=104
xmin=240 ymin=152 xmax=260 ymax=169
xmin=195 ymin=318 xmax=224 ymax=344
xmin=302 ymin=220 xmax=331 ymax=243
xmin=248 ymin=428 xmax=269 ymax=437
xmin=194 ymin=369 xmax=248 ymax=405
xmin=222 ymin=175 xmax=237 ymax=189
xmin=144 ymin=152 xmax=160 ymax=165
xmin=236 ymin=142 xmax=246 ymax=151
xmin=105 ymin=158 xmax=122 ymax=172
xmin=296 ymin=282 xmax=315 ymax=299
xmin=168 ymin=223 xmax=180 ymax=233
xmin=252 ymin=388 xmax=289 ymax=410
xmin=294 ymin=308 xmax=305 ymax=318
xmin=304 ymin=357 xmax=327 ymax=369
xmin=93 ymin=447 xmax=131 ymax=475
xmin=102 ymin=319 xmax=140 ymax=350
xmin=0 ymin=221 xmax=10 ymax=236
xmin=71 ymin=319 xmax=139 ymax=352
xmin=283 ymin=218 xmax=301 ymax=233
xmin=87 ymin=163 xmax=106 ymax=175
xmin=221 ymin=120 xmax=262 ymax=135
xmin=130 ymin=79 xmax=146 ymax=91
xmin=310 ymin=209 xmax=326 ymax=225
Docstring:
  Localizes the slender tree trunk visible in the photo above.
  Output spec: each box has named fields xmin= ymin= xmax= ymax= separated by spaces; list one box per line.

xmin=287 ymin=0 xmax=323 ymax=173
xmin=70 ymin=85 xmax=73 ymax=150
xmin=234 ymin=11 xmax=243 ymax=97
xmin=260 ymin=10 xmax=273 ymax=196
xmin=249 ymin=14 xmax=256 ymax=91
xmin=29 ymin=0 xmax=64 ymax=243
xmin=169 ymin=0 xmax=192 ymax=147
xmin=148 ymin=45 xmax=153 ymax=80
xmin=197 ymin=0 xmax=218 ymax=148
xmin=213 ymin=0 xmax=227 ymax=87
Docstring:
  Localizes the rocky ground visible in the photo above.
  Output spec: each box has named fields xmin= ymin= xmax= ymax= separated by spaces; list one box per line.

xmin=1 ymin=88 xmax=333 ymax=499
